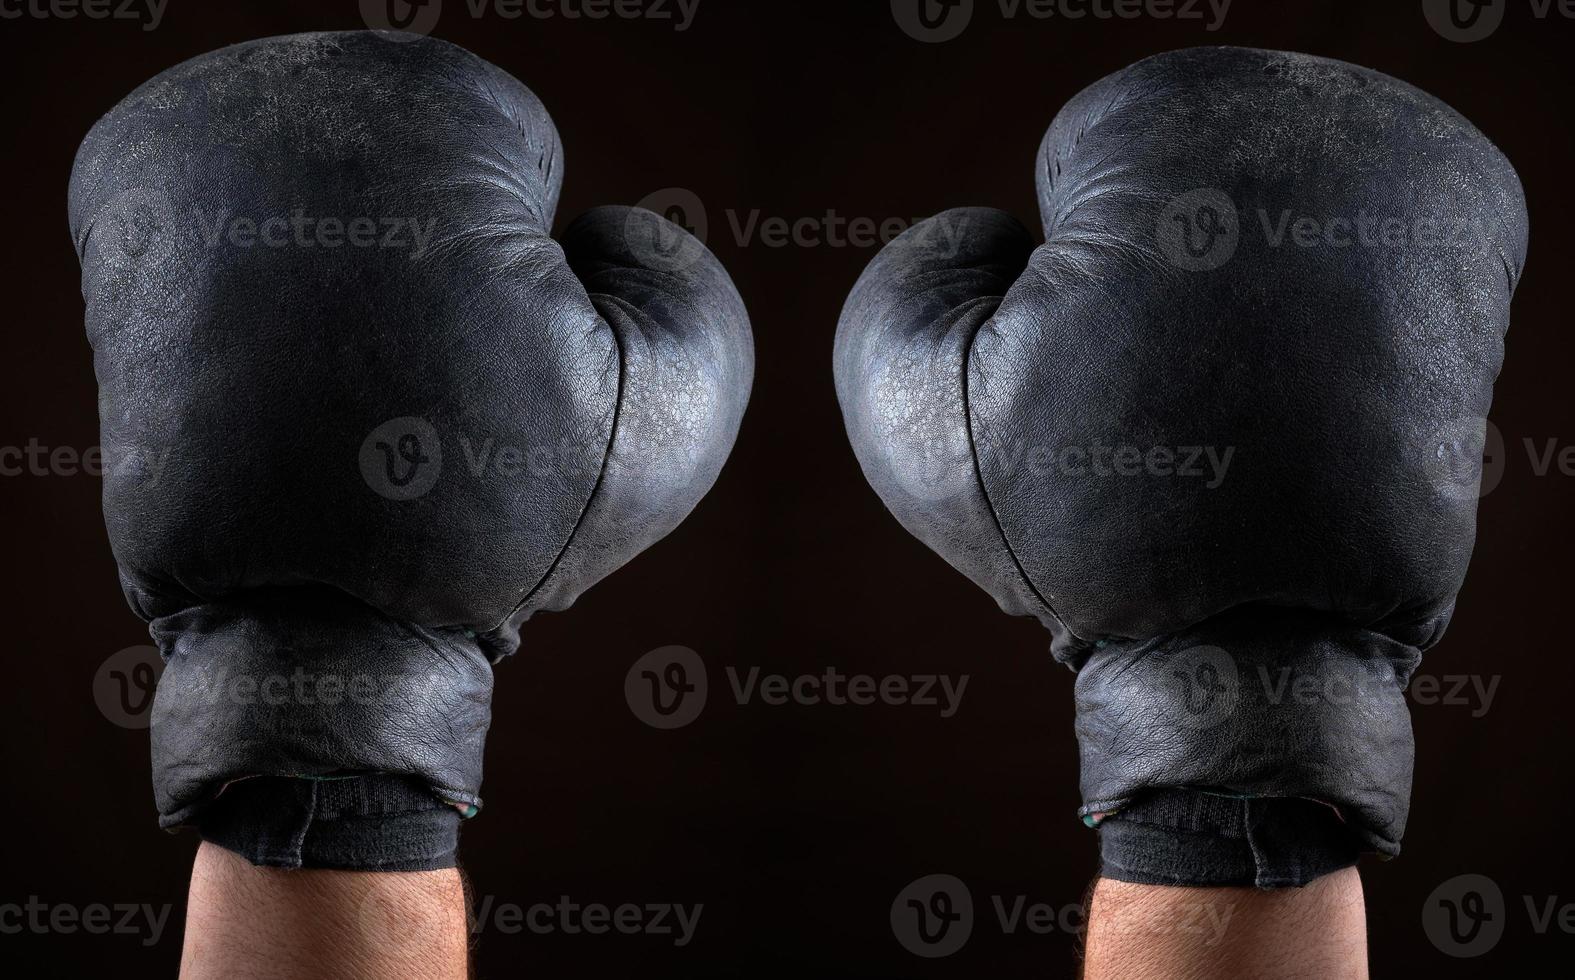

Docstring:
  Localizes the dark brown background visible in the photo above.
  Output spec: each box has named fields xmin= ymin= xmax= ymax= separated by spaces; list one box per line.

xmin=1 ymin=0 xmax=1570 ymax=976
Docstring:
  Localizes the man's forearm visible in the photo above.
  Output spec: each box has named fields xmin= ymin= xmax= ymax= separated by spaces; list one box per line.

xmin=1083 ymin=868 xmax=1368 ymax=980
xmin=180 ymin=842 xmax=470 ymax=980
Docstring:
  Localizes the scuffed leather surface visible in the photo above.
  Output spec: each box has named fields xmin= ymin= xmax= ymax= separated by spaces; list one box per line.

xmin=835 ymin=47 xmax=1526 ymax=854
xmin=70 ymin=31 xmax=753 ymax=827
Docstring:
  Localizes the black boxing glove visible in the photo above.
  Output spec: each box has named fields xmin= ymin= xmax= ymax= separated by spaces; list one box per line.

xmin=69 ymin=31 xmax=753 ymax=870
xmin=834 ymin=47 xmax=1526 ymax=887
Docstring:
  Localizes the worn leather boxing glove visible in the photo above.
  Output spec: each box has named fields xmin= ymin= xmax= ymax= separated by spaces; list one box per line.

xmin=835 ymin=47 xmax=1526 ymax=886
xmin=70 ymin=31 xmax=752 ymax=870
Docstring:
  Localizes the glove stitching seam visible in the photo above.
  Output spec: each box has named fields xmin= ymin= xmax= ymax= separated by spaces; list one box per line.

xmin=501 ymin=294 xmax=627 ymax=625
xmin=961 ymin=301 xmax=1070 ymax=633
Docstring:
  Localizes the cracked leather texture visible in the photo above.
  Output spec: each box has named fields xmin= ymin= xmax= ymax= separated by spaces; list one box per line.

xmin=70 ymin=31 xmax=753 ymax=828
xmin=835 ymin=47 xmax=1526 ymax=855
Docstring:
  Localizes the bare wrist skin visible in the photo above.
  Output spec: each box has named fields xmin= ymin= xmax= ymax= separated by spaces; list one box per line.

xmin=1083 ymin=868 xmax=1368 ymax=980
xmin=180 ymin=841 xmax=470 ymax=980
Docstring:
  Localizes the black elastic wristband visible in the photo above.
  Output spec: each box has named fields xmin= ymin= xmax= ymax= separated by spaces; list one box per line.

xmin=196 ymin=774 xmax=462 ymax=871
xmin=1096 ymin=789 xmax=1362 ymax=888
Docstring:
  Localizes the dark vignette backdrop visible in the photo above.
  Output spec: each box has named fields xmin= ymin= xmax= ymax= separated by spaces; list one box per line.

xmin=1 ymin=0 xmax=1570 ymax=976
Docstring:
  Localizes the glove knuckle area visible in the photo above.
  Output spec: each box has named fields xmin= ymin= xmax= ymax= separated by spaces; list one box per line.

xmin=838 ymin=303 xmax=1056 ymax=627
xmin=517 ymin=285 xmax=752 ymax=617
xmin=495 ymin=202 xmax=752 ymax=618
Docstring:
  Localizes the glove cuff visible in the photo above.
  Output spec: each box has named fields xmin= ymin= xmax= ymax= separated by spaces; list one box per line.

xmin=1094 ymin=789 xmax=1361 ymax=888
xmin=1072 ymin=607 xmax=1422 ymax=855
xmin=197 ymin=774 xmax=462 ymax=871
xmin=147 ymin=589 xmax=493 ymax=831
